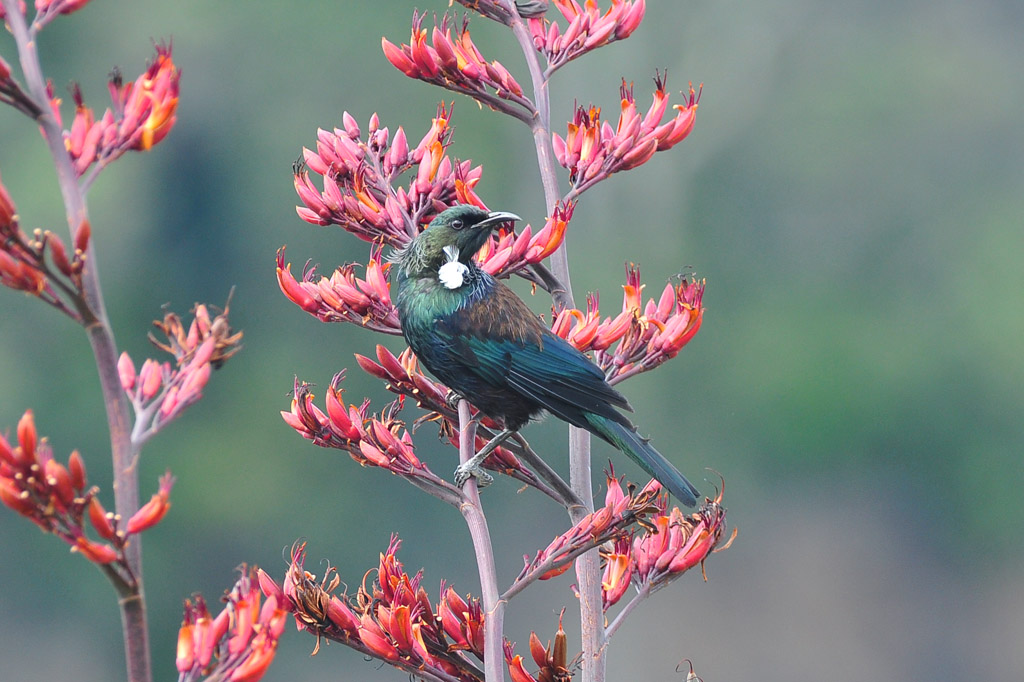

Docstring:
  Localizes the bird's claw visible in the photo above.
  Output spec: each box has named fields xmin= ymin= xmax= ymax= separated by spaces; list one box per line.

xmin=444 ymin=390 xmax=464 ymax=411
xmin=454 ymin=462 xmax=493 ymax=489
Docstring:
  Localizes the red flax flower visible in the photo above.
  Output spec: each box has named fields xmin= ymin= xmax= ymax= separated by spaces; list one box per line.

xmin=548 ymin=264 xmax=704 ymax=384
xmin=1 ymin=410 xmax=173 ymax=574
xmin=275 ymin=246 xmax=402 ymax=334
xmin=281 ymin=375 xmax=465 ymax=503
xmin=528 ymin=0 xmax=648 ymax=73
xmin=176 ymin=567 xmax=288 ymax=682
xmin=61 ymin=43 xmax=180 ymax=179
xmin=259 ymin=539 xmax=489 ymax=681
xmin=294 ymin=105 xmax=485 ymax=247
xmin=474 ymin=200 xmax=573 ymax=277
xmin=602 ymin=477 xmax=735 ymax=610
xmin=509 ymin=473 xmax=660 ymax=592
xmin=552 ymin=74 xmax=699 ymax=194
xmin=382 ymin=12 xmax=533 ymax=123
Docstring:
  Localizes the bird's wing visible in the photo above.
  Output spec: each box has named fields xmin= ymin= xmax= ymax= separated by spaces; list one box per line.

xmin=436 ymin=282 xmax=633 ymax=428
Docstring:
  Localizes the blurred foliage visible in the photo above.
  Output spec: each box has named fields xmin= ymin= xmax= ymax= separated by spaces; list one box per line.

xmin=2 ymin=0 xmax=1022 ymax=681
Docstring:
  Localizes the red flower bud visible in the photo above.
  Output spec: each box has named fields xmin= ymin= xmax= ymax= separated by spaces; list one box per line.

xmin=327 ymin=594 xmax=359 ymax=633
xmin=16 ymin=410 xmax=36 ymax=464
xmin=88 ymin=497 xmax=117 ymax=541
xmin=125 ymin=471 xmax=174 ymax=534
xmin=359 ymin=614 xmax=400 ymax=661
xmin=0 ymin=477 xmax=32 ymax=515
xmin=382 ymin=37 xmax=418 ymax=78
xmin=73 ymin=537 xmax=118 ymax=564
xmin=74 ymin=218 xmax=91 ymax=253
xmin=44 ymin=459 xmax=74 ymax=508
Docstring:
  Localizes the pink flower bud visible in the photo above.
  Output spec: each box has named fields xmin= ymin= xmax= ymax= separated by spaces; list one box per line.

xmin=387 ymin=126 xmax=409 ymax=170
xmin=327 ymin=594 xmax=360 ymax=633
xmin=616 ymin=0 xmax=646 ymax=38
xmin=139 ymin=359 xmax=163 ymax=400
xmin=117 ymin=352 xmax=136 ymax=391
xmin=359 ymin=614 xmax=400 ymax=661
xmin=276 ymin=259 xmax=319 ymax=313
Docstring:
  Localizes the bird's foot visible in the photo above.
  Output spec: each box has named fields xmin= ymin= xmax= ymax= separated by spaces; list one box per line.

xmin=454 ymin=461 xmax=493 ymax=489
xmin=444 ymin=390 xmax=464 ymax=411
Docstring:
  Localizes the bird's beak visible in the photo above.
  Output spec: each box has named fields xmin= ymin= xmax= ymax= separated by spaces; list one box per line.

xmin=478 ymin=211 xmax=522 ymax=229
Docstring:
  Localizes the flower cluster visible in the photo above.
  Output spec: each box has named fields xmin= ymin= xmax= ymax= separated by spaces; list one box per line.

xmin=504 ymin=613 xmax=572 ymax=682
xmin=553 ymin=75 xmax=699 ymax=194
xmin=118 ymin=300 xmax=242 ymax=445
xmin=1 ymin=173 xmax=91 ymax=320
xmin=261 ymin=538 xmax=491 ymax=682
xmin=1 ymin=410 xmax=174 ymax=572
xmin=281 ymin=374 xmax=459 ymax=493
xmin=528 ymin=0 xmax=647 ymax=73
xmin=175 ymin=567 xmax=289 ymax=682
xmin=383 ymin=12 xmax=532 ymax=122
xmin=511 ymin=475 xmax=661 ymax=589
xmin=294 ymin=106 xmax=484 ymax=245
xmin=56 ymin=43 xmax=180 ymax=180
xmin=276 ymin=245 xmax=401 ymax=334
xmin=601 ymin=476 xmax=733 ymax=610
xmin=279 ymin=210 xmax=569 ymax=334
xmin=475 ymin=200 xmax=573 ymax=277
xmin=550 ymin=264 xmax=704 ymax=383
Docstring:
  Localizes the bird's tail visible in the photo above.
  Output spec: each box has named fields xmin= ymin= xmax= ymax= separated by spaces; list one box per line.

xmin=584 ymin=413 xmax=700 ymax=508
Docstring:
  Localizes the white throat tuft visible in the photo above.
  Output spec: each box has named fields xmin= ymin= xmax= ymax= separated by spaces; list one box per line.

xmin=438 ymin=245 xmax=470 ymax=290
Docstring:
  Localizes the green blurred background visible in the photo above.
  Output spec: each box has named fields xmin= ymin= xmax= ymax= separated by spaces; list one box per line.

xmin=2 ymin=1 xmax=1022 ymax=680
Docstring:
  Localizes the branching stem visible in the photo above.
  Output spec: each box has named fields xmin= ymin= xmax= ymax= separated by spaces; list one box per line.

xmin=1 ymin=4 xmax=151 ymax=681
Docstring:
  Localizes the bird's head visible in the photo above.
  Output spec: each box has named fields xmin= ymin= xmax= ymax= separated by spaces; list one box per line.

xmin=417 ymin=205 xmax=521 ymax=264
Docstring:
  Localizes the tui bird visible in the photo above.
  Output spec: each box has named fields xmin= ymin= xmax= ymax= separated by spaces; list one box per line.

xmin=393 ymin=205 xmax=700 ymax=507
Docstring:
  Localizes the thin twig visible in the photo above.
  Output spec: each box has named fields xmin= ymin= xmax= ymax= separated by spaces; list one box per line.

xmin=604 ymin=582 xmax=651 ymax=641
xmin=509 ymin=433 xmax=584 ymax=511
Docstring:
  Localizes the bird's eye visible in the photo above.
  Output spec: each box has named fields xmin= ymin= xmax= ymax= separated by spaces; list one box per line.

xmin=450 ymin=219 xmax=464 ymax=230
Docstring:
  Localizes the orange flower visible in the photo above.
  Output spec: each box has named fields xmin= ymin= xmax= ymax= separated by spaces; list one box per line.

xmin=125 ymin=44 xmax=180 ymax=151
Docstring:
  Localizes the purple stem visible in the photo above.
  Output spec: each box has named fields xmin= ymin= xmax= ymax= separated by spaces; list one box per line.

xmin=496 ymin=5 xmax=606 ymax=682
xmin=1 ymin=5 xmax=151 ymax=682
xmin=457 ymin=400 xmax=506 ymax=682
